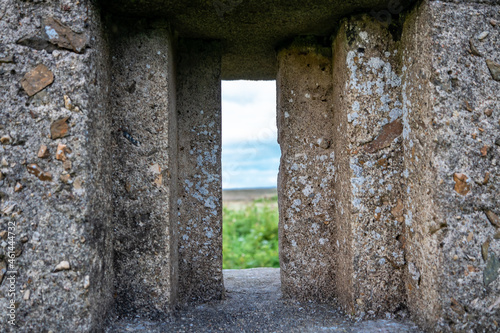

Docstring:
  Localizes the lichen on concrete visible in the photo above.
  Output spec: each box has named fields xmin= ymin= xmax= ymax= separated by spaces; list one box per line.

xmin=277 ymin=44 xmax=337 ymax=302
xmin=176 ymin=39 xmax=224 ymax=305
xmin=331 ymin=15 xmax=406 ymax=319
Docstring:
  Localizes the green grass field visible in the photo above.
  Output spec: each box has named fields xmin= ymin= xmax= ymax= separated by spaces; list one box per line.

xmin=223 ymin=196 xmax=279 ymax=269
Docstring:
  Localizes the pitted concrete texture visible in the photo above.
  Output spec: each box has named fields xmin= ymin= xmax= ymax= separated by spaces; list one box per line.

xmin=400 ymin=1 xmax=500 ymax=331
xmin=176 ymin=39 xmax=224 ymax=304
xmin=331 ymin=16 xmax=406 ymax=318
xmin=277 ymin=42 xmax=337 ymax=302
xmin=106 ymin=268 xmax=423 ymax=333
xmin=101 ymin=0 xmax=419 ymax=80
xmin=1 ymin=0 xmax=500 ymax=331
xmin=109 ymin=20 xmax=178 ymax=317
xmin=0 ymin=0 xmax=114 ymax=331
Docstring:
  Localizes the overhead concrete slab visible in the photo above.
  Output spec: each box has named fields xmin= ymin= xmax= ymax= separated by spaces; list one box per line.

xmin=101 ymin=0 xmax=418 ymax=79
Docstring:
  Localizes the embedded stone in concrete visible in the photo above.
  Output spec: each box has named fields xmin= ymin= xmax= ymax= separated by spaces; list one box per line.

xmin=176 ymin=39 xmax=224 ymax=304
xmin=331 ymin=16 xmax=405 ymax=317
xmin=41 ymin=17 xmax=87 ymax=53
xmin=277 ymin=41 xmax=336 ymax=302
xmin=109 ymin=20 xmax=178 ymax=316
xmin=21 ymin=63 xmax=54 ymax=96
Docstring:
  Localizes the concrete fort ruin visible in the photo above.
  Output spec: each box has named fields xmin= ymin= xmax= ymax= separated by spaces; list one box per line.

xmin=0 ymin=0 xmax=499 ymax=331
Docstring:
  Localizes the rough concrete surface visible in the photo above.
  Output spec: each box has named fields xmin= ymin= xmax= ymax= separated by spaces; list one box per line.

xmin=176 ymin=39 xmax=224 ymax=305
xmin=101 ymin=0 xmax=419 ymax=79
xmin=277 ymin=42 xmax=337 ymax=302
xmin=0 ymin=0 xmax=114 ymax=331
xmin=331 ymin=16 xmax=406 ymax=319
xmin=401 ymin=1 xmax=500 ymax=331
xmin=106 ymin=268 xmax=423 ymax=333
xmin=109 ymin=19 xmax=178 ymax=317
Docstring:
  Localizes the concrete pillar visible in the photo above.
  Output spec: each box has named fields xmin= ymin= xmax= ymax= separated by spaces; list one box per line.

xmin=400 ymin=1 xmax=500 ymax=331
xmin=277 ymin=41 xmax=337 ymax=302
xmin=176 ymin=39 xmax=224 ymax=304
xmin=109 ymin=20 xmax=178 ymax=316
xmin=331 ymin=17 xmax=405 ymax=317
xmin=0 ymin=0 xmax=114 ymax=331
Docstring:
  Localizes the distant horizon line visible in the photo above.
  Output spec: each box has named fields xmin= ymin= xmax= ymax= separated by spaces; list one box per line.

xmin=223 ymin=186 xmax=277 ymax=191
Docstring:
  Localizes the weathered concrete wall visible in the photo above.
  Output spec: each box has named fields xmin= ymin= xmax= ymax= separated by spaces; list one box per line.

xmin=277 ymin=42 xmax=337 ymax=302
xmin=176 ymin=39 xmax=224 ymax=304
xmin=400 ymin=1 xmax=500 ymax=331
xmin=109 ymin=20 xmax=178 ymax=317
xmin=331 ymin=16 xmax=406 ymax=318
xmin=1 ymin=0 xmax=499 ymax=331
xmin=0 ymin=0 xmax=114 ymax=331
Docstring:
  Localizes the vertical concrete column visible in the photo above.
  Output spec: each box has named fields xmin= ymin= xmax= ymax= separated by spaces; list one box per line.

xmin=176 ymin=39 xmax=224 ymax=304
xmin=0 ymin=0 xmax=114 ymax=331
xmin=400 ymin=1 xmax=500 ymax=331
xmin=331 ymin=17 xmax=405 ymax=317
xmin=277 ymin=41 xmax=337 ymax=302
xmin=109 ymin=20 xmax=178 ymax=316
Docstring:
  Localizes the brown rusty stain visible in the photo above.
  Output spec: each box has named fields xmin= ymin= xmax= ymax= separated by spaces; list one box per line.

xmin=391 ymin=199 xmax=404 ymax=222
xmin=27 ymin=164 xmax=52 ymax=181
xmin=364 ymin=119 xmax=403 ymax=153
xmin=482 ymin=239 xmax=490 ymax=261
xmin=453 ymin=173 xmax=470 ymax=195
xmin=464 ymin=100 xmax=473 ymax=112
xmin=377 ymin=158 xmax=388 ymax=168
xmin=483 ymin=172 xmax=490 ymax=185
xmin=480 ymin=145 xmax=489 ymax=157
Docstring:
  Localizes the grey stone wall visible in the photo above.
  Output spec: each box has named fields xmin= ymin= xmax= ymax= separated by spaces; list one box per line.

xmin=109 ymin=19 xmax=178 ymax=317
xmin=0 ymin=0 xmax=114 ymax=331
xmin=331 ymin=16 xmax=406 ymax=318
xmin=176 ymin=39 xmax=224 ymax=304
xmin=401 ymin=1 xmax=500 ymax=331
xmin=277 ymin=42 xmax=337 ymax=302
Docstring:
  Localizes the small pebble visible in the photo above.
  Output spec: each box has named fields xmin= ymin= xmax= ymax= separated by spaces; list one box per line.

xmin=54 ymin=261 xmax=70 ymax=272
xmin=84 ymin=275 xmax=90 ymax=289
xmin=37 ymin=145 xmax=50 ymax=158
xmin=0 ymin=136 xmax=11 ymax=144
xmin=63 ymin=95 xmax=73 ymax=110
xmin=14 ymin=182 xmax=23 ymax=192
xmin=477 ymin=31 xmax=489 ymax=40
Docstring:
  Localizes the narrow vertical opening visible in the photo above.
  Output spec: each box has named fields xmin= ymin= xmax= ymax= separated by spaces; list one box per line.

xmin=221 ymin=80 xmax=280 ymax=270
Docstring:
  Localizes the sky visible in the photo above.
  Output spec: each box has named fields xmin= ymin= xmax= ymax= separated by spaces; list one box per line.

xmin=221 ymin=80 xmax=280 ymax=189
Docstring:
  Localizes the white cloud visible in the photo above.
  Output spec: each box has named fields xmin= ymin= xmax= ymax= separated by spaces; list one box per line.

xmin=222 ymin=80 xmax=277 ymax=145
